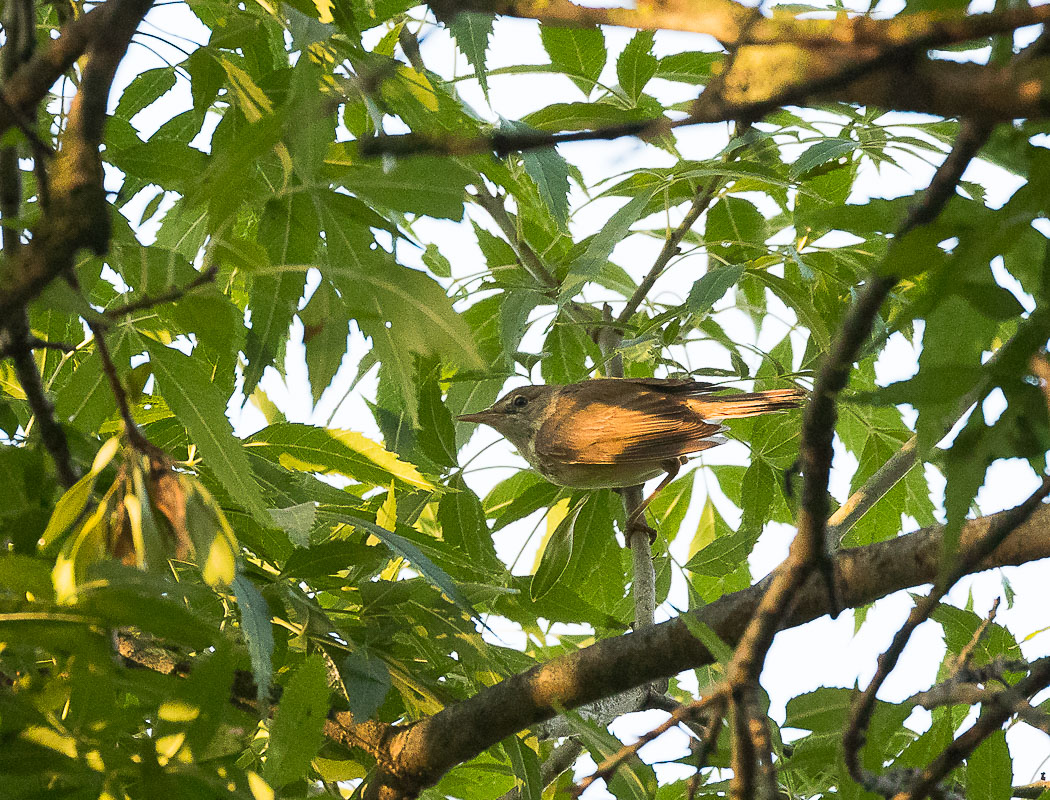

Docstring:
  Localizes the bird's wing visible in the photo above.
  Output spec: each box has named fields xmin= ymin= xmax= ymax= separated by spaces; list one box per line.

xmin=535 ymin=385 xmax=724 ymax=465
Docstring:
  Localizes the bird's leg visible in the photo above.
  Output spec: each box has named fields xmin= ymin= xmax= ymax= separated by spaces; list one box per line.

xmin=624 ymin=459 xmax=682 ymax=543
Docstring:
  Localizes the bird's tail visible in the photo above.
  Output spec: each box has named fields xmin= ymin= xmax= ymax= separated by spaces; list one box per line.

xmin=690 ymin=387 xmax=806 ymax=420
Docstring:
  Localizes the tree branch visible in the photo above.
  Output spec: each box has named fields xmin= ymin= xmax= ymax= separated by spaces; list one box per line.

xmin=843 ymin=476 xmax=1050 ymax=797
xmin=360 ymin=500 xmax=1050 ymax=799
xmin=0 ymin=0 xmax=154 ymax=326
xmin=429 ymin=0 xmax=1050 ymax=50
xmin=102 ymin=264 xmax=219 ymax=322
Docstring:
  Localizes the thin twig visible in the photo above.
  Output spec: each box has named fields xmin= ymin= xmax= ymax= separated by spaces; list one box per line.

xmin=0 ymin=0 xmax=155 ymax=326
xmin=572 ymin=688 xmax=727 ymax=797
xmin=87 ymin=320 xmax=151 ymax=454
xmin=103 ymin=263 xmax=219 ymax=321
xmin=951 ymin=596 xmax=1000 ymax=674
xmin=615 ymin=179 xmax=720 ymax=326
xmin=843 ymin=476 xmax=1050 ymax=797
xmin=904 ymin=655 xmax=1050 ymax=800
xmin=471 ymin=187 xmax=559 ymax=288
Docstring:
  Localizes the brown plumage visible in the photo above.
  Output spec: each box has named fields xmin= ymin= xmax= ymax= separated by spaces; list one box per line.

xmin=459 ymin=378 xmax=806 ymax=539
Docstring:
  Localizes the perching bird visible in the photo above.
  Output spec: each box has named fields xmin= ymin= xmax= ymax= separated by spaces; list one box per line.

xmin=459 ymin=377 xmax=805 ymax=537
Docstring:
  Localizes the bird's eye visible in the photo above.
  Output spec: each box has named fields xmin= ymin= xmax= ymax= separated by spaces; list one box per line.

xmin=512 ymin=395 xmax=528 ymax=408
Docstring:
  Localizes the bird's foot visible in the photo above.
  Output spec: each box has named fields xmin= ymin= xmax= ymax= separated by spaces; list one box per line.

xmin=625 ymin=519 xmax=657 ymax=547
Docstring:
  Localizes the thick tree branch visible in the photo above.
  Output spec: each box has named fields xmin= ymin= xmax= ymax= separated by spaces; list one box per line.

xmin=0 ymin=2 xmax=114 ymax=141
xmin=364 ymin=42 xmax=1048 ymax=160
xmin=361 ymin=501 xmax=1050 ymax=799
xmin=0 ymin=0 xmax=154 ymax=327
xmin=430 ymin=0 xmax=1050 ymax=50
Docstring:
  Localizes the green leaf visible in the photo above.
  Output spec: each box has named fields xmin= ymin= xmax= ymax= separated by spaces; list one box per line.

xmin=449 ymin=12 xmax=494 ymax=95
xmin=616 ymin=30 xmax=657 ymax=102
xmin=110 ymin=140 xmax=209 ymax=189
xmin=340 ymin=157 xmax=474 ymax=220
xmin=686 ymin=266 xmax=744 ymax=316
xmin=264 ymin=654 xmax=330 ymax=787
xmin=789 ymin=137 xmax=858 ymax=179
xmin=747 ymin=269 xmax=830 ymax=349
xmin=530 ymin=497 xmax=585 ymax=601
xmin=145 ymin=341 xmax=269 ymax=524
xmin=680 ymin=614 xmax=733 ymax=665
xmin=539 ymin=24 xmax=606 ymax=96
xmin=343 ymin=516 xmax=481 ymax=622
xmin=563 ymin=711 xmax=657 ymax=800
xmin=521 ymin=136 xmax=571 ymax=229
xmin=522 ymin=101 xmax=651 ymax=132
xmin=562 ymin=192 xmax=652 ymax=298
xmin=233 ymin=574 xmax=275 ymax=703
xmin=300 ymin=280 xmax=350 ymax=405
xmin=282 ymin=539 xmax=374 ymax=578
xmin=318 ymin=214 xmax=484 ymax=421
xmin=246 ymin=423 xmax=435 ymax=489
xmin=421 ymin=244 xmax=452 ymax=278
xmin=268 ymin=502 xmax=317 ymax=548
xmin=685 ymin=527 xmax=756 ymax=577
xmin=116 ymin=66 xmax=177 ymax=120
xmin=966 ymin=730 xmax=1011 ymax=800
xmin=338 ymin=650 xmax=391 ymax=721
xmin=503 ymin=736 xmax=542 ymax=800
xmin=243 ymin=193 xmax=316 ymax=396
xmin=705 ymin=196 xmax=768 ymax=265
xmin=655 ymin=52 xmax=719 ymax=84
xmin=540 ymin=315 xmax=600 ymax=383
xmin=438 ymin=474 xmax=500 ymax=569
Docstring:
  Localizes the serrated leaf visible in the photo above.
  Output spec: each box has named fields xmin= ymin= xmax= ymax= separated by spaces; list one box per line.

xmin=268 ymin=502 xmax=317 ymax=547
xmin=116 ymin=66 xmax=177 ymax=120
xmin=616 ymin=30 xmax=657 ymax=102
xmin=246 ymin=423 xmax=434 ymax=489
xmin=449 ymin=12 xmax=494 ymax=95
xmin=338 ymin=650 xmax=391 ymax=721
xmin=789 ymin=137 xmax=858 ymax=179
xmin=562 ymin=192 xmax=652 ymax=298
xmin=243 ymin=194 xmax=316 ymax=396
xmin=539 ymin=25 xmax=606 ymax=96
xmin=340 ymin=157 xmax=474 ymax=220
xmin=541 ymin=315 xmax=600 ymax=384
xmin=530 ymin=497 xmax=585 ymax=601
xmin=300 ymin=280 xmax=350 ymax=405
xmin=233 ymin=574 xmax=275 ymax=703
xmin=342 ymin=516 xmax=481 ymax=622
xmin=686 ymin=266 xmax=744 ymax=316
xmin=264 ymin=654 xmax=330 ymax=787
xmin=966 ymin=730 xmax=1011 ymax=800
xmin=146 ymin=341 xmax=269 ymax=525
xmin=503 ymin=736 xmax=541 ymax=800
xmin=438 ymin=474 xmax=500 ymax=569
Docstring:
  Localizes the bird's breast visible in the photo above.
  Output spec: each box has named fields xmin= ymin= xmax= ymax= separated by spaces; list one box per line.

xmin=534 ymin=460 xmax=668 ymax=489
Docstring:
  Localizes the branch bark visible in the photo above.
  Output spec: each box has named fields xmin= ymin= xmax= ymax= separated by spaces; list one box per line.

xmin=361 ymin=501 xmax=1050 ymax=799
xmin=0 ymin=0 xmax=154 ymax=327
xmin=429 ymin=0 xmax=1050 ymax=50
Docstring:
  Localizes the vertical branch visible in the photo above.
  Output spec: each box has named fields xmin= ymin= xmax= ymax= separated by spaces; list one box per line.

xmin=0 ymin=0 xmax=155 ymax=322
xmin=725 ymin=117 xmax=993 ymax=800
xmin=0 ymin=0 xmax=77 ymax=488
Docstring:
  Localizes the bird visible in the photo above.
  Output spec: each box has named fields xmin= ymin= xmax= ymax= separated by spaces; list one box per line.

xmin=458 ymin=377 xmax=805 ymax=539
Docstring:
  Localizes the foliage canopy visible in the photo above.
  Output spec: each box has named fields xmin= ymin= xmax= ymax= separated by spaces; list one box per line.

xmin=1 ymin=0 xmax=1049 ymax=798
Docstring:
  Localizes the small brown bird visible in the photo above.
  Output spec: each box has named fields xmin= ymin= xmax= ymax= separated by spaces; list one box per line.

xmin=459 ymin=378 xmax=805 ymax=537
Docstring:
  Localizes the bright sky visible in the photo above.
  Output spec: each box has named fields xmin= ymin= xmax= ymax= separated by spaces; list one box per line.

xmin=115 ymin=3 xmax=1050 ymax=794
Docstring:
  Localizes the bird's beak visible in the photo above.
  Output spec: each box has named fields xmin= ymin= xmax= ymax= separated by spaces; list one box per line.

xmin=457 ymin=409 xmax=499 ymax=425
